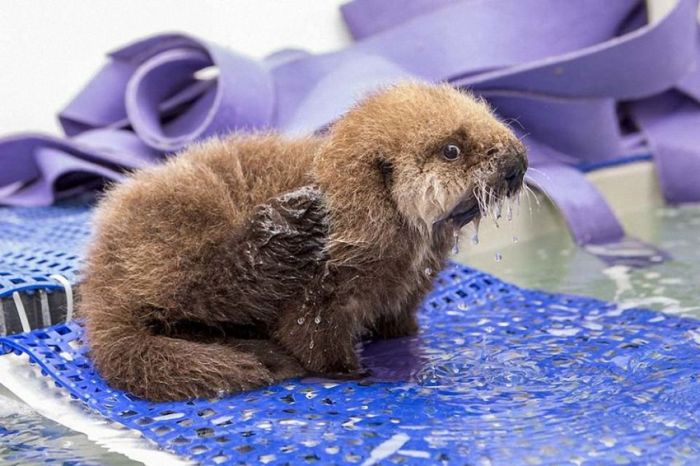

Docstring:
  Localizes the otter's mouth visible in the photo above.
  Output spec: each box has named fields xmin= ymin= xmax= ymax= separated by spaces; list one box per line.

xmin=446 ymin=200 xmax=481 ymax=228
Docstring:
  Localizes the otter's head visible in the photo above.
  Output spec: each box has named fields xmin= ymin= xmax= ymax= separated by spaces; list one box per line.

xmin=321 ymin=82 xmax=527 ymax=232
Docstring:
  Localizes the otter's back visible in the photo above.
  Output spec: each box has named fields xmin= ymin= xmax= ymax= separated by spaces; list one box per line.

xmin=187 ymin=134 xmax=323 ymax=213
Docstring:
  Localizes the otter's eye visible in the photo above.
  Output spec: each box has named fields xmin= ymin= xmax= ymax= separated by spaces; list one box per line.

xmin=442 ymin=144 xmax=462 ymax=161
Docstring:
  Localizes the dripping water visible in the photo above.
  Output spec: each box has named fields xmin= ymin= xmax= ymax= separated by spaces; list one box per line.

xmin=471 ymin=217 xmax=481 ymax=245
xmin=452 ymin=228 xmax=460 ymax=255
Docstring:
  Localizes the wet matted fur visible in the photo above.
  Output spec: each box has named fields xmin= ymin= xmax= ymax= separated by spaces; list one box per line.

xmin=80 ymin=82 xmax=527 ymax=401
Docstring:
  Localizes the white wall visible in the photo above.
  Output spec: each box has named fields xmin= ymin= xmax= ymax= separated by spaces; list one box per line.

xmin=0 ymin=0 xmax=350 ymax=135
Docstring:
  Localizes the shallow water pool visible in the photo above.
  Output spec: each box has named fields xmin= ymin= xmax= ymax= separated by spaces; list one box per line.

xmin=460 ymin=204 xmax=700 ymax=320
xmin=0 ymin=388 xmax=134 ymax=465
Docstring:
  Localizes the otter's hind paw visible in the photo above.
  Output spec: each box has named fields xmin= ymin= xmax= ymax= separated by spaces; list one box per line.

xmin=271 ymin=185 xmax=326 ymax=224
xmin=250 ymin=185 xmax=329 ymax=257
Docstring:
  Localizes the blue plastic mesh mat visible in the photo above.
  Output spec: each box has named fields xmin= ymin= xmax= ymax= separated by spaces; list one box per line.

xmin=0 ymin=202 xmax=91 ymax=297
xmin=2 ymin=264 xmax=700 ymax=465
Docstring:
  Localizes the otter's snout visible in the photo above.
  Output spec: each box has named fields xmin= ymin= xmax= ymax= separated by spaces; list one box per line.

xmin=503 ymin=157 xmax=527 ymax=194
xmin=496 ymin=141 xmax=527 ymax=195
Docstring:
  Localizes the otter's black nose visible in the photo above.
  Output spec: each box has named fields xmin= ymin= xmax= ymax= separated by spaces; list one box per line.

xmin=503 ymin=155 xmax=527 ymax=194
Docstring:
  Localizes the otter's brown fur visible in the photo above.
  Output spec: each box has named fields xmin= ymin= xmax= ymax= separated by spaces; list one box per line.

xmin=80 ymin=82 xmax=527 ymax=401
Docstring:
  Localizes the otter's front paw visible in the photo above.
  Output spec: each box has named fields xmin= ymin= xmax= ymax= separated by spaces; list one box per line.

xmin=370 ymin=312 xmax=419 ymax=339
xmin=324 ymin=367 xmax=372 ymax=380
xmin=276 ymin=326 xmax=361 ymax=376
xmin=298 ymin=346 xmax=361 ymax=375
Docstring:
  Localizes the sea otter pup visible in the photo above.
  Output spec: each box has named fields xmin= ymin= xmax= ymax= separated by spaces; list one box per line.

xmin=80 ymin=82 xmax=527 ymax=401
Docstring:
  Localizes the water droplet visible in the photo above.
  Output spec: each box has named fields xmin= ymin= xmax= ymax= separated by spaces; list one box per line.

xmin=457 ymin=303 xmax=469 ymax=311
xmin=512 ymin=236 xmax=519 ymax=243
xmin=314 ymin=315 xmax=321 ymax=324
xmin=471 ymin=217 xmax=481 ymax=245
xmin=507 ymin=205 xmax=513 ymax=222
xmin=600 ymin=436 xmax=616 ymax=448
xmin=424 ymin=268 xmax=432 ymax=277
xmin=309 ymin=340 xmax=315 ymax=349
xmin=297 ymin=317 xmax=305 ymax=325
xmin=495 ymin=252 xmax=503 ymax=262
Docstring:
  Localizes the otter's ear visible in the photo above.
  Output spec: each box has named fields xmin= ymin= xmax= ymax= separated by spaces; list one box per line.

xmin=377 ymin=158 xmax=394 ymax=188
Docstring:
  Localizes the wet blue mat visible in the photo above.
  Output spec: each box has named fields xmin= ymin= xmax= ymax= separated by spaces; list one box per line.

xmin=0 ymin=203 xmax=91 ymax=297
xmin=2 ymin=263 xmax=700 ymax=465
